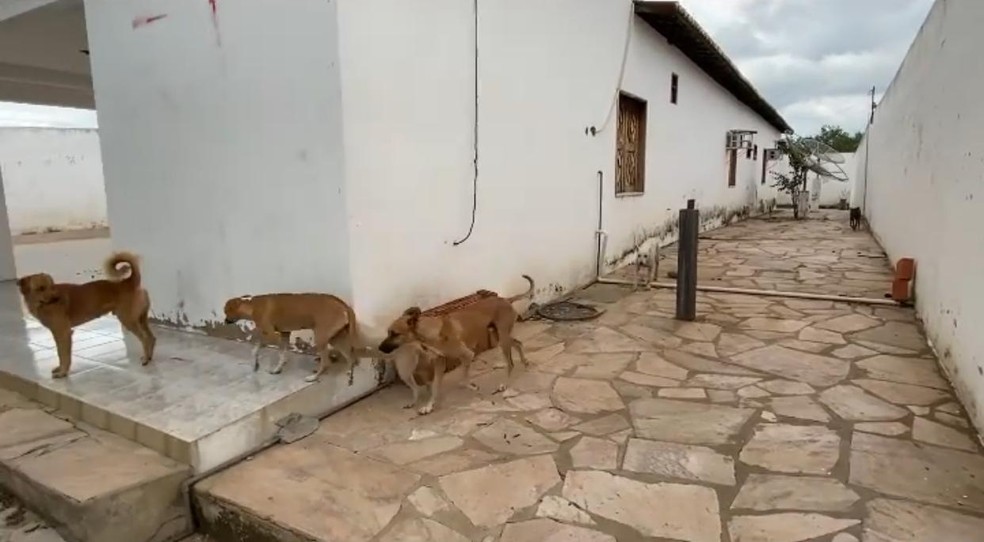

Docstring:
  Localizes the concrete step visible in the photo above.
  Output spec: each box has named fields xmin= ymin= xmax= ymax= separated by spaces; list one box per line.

xmin=0 ymin=389 xmax=192 ymax=542
xmin=190 ymin=379 xmax=507 ymax=542
xmin=193 ymin=426 xmax=423 ymax=542
xmin=188 ymin=351 xmax=525 ymax=542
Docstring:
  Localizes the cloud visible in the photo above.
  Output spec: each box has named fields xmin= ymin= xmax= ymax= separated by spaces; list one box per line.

xmin=0 ymin=102 xmax=97 ymax=128
xmin=782 ymin=93 xmax=881 ymax=136
xmin=740 ymin=51 xmax=890 ymax=106
xmin=681 ymin=0 xmax=933 ymax=134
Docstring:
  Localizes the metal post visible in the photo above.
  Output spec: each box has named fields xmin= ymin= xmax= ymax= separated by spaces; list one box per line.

xmin=675 ymin=199 xmax=699 ymax=321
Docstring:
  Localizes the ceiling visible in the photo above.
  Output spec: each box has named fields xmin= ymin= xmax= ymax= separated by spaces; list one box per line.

xmin=0 ymin=0 xmax=93 ymax=108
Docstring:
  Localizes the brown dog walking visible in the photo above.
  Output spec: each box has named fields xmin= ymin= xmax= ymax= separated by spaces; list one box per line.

xmin=223 ymin=293 xmax=360 ymax=382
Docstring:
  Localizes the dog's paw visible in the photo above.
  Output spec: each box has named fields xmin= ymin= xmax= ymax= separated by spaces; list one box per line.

xmin=269 ymin=367 xmax=283 ymax=375
xmin=417 ymin=405 xmax=434 ymax=415
xmin=304 ymin=374 xmax=319 ymax=383
xmin=51 ymin=368 xmax=68 ymax=379
xmin=141 ymin=356 xmax=152 ymax=366
xmin=467 ymin=382 xmax=480 ymax=392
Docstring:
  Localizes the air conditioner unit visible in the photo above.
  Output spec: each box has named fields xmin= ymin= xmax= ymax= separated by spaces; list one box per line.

xmin=726 ymin=130 xmax=755 ymax=150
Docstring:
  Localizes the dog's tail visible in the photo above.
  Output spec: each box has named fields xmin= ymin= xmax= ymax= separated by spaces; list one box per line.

xmin=104 ymin=251 xmax=142 ymax=288
xmin=343 ymin=300 xmax=361 ymax=352
xmin=506 ymin=274 xmax=535 ymax=304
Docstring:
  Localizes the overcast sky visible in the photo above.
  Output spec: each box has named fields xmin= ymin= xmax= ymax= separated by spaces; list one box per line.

xmin=0 ymin=0 xmax=933 ymax=135
xmin=681 ymin=0 xmax=934 ymax=134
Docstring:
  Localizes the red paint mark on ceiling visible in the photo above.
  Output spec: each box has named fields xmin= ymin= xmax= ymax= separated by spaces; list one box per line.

xmin=131 ymin=13 xmax=168 ymax=29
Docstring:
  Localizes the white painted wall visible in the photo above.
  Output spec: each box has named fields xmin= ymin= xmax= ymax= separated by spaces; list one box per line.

xmin=336 ymin=0 xmax=784 ymax=335
xmin=84 ymin=0 xmax=350 ymax=326
xmin=614 ymin=15 xmax=783 ymax=250
xmin=82 ymin=0 xmax=785 ymax=340
xmin=853 ymin=0 xmax=984 ymax=431
xmin=0 ymin=127 xmax=107 ymax=235
xmin=0 ymin=168 xmax=16 ymax=280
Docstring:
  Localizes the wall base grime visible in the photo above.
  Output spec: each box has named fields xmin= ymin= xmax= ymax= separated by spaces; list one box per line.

xmin=605 ymin=203 xmax=757 ymax=273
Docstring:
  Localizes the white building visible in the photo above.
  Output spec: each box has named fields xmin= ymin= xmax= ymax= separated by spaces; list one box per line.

xmin=0 ymin=0 xmax=790 ymax=336
xmin=853 ymin=0 xmax=984 ymax=431
xmin=0 ymin=127 xmax=107 ymax=236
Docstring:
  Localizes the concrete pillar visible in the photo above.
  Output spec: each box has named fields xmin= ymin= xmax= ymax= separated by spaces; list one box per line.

xmin=84 ymin=0 xmax=350 ymax=327
xmin=0 ymin=167 xmax=17 ymax=280
xmin=675 ymin=200 xmax=698 ymax=321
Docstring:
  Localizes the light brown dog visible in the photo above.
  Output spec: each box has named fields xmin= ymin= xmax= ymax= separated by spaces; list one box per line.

xmin=223 ymin=293 xmax=360 ymax=382
xmin=378 ymin=275 xmax=534 ymax=392
xmin=17 ymin=252 xmax=156 ymax=378
xmin=379 ymin=340 xmax=450 ymax=415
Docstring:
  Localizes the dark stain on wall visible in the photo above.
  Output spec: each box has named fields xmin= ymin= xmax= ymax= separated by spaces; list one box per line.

xmin=606 ymin=202 xmax=760 ymax=268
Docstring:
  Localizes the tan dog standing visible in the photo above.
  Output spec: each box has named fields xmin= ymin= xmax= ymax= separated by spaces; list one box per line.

xmin=378 ymin=275 xmax=534 ymax=392
xmin=223 ymin=293 xmax=359 ymax=382
xmin=379 ymin=341 xmax=448 ymax=415
xmin=17 ymin=252 xmax=156 ymax=378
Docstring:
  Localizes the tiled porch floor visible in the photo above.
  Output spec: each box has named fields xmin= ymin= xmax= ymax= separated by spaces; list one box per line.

xmin=0 ymin=281 xmax=379 ymax=470
xmin=196 ymin=215 xmax=984 ymax=541
xmin=0 ymin=283 xmax=314 ymax=436
xmin=606 ymin=209 xmax=895 ymax=300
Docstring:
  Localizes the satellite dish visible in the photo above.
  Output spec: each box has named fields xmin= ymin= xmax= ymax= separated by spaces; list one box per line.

xmin=780 ymin=135 xmax=850 ymax=182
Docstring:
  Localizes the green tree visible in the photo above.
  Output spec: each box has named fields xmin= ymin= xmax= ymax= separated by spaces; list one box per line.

xmin=812 ymin=125 xmax=863 ymax=152
xmin=771 ymin=138 xmax=811 ymax=219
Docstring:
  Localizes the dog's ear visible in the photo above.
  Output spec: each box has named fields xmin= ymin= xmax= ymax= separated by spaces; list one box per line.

xmin=403 ymin=306 xmax=422 ymax=327
xmin=16 ymin=277 xmax=28 ymax=295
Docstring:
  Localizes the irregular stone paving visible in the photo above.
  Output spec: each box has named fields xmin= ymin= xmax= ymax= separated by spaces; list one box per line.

xmin=606 ymin=209 xmax=894 ymax=299
xmin=197 ymin=213 xmax=984 ymax=542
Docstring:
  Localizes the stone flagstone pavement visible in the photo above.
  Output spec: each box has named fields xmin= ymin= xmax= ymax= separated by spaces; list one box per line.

xmin=607 ymin=209 xmax=895 ymax=300
xmin=196 ymin=291 xmax=984 ymax=541
xmin=195 ymin=213 xmax=984 ymax=541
